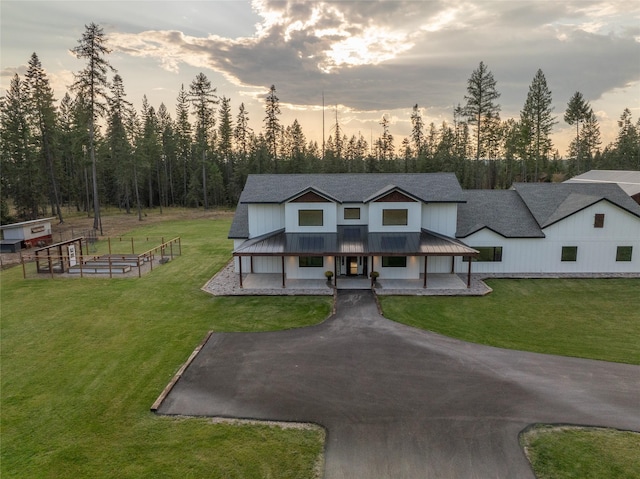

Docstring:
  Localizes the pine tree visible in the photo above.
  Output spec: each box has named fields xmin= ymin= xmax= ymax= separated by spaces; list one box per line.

xmin=564 ymin=91 xmax=591 ymax=174
xmin=71 ymin=22 xmax=115 ymax=234
xmin=519 ymin=69 xmax=556 ymax=182
xmin=463 ymin=61 xmax=501 ymax=165
xmin=105 ymin=73 xmax=133 ymax=213
xmin=264 ymin=85 xmax=281 ymax=171
xmin=188 ymin=73 xmax=217 ymax=209
xmin=410 ymin=104 xmax=424 ymax=158
xmin=0 ymin=74 xmax=43 ymax=219
xmin=175 ymin=84 xmax=192 ymax=205
xmin=25 ymin=53 xmax=64 ymax=222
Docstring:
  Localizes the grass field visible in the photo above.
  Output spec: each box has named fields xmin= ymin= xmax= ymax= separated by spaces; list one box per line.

xmin=2 ymin=210 xmax=639 ymax=478
xmin=521 ymin=426 xmax=640 ymax=479
xmin=1 ymin=212 xmax=331 ymax=478
xmin=378 ymin=278 xmax=640 ymax=364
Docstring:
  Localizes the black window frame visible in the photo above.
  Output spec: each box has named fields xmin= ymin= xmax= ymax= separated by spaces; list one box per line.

xmin=561 ymin=246 xmax=578 ymax=262
xmin=382 ymin=209 xmax=408 ymax=226
xmin=382 ymin=256 xmax=407 ymax=267
xmin=298 ymin=209 xmax=324 ymax=227
xmin=594 ymin=213 xmax=605 ymax=228
xmin=343 ymin=207 xmax=361 ymax=220
xmin=463 ymin=246 xmax=503 ymax=262
xmin=616 ymin=246 xmax=633 ymax=262
xmin=298 ymin=256 xmax=324 ymax=268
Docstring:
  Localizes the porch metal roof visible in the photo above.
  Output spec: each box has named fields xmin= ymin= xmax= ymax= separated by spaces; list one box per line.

xmin=233 ymin=226 xmax=478 ymax=257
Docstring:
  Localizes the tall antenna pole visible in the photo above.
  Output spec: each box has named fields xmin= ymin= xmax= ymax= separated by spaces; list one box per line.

xmin=322 ymin=92 xmax=325 ymax=162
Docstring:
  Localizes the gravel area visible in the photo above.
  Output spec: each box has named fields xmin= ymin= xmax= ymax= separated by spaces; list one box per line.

xmin=203 ymin=261 xmax=638 ymax=297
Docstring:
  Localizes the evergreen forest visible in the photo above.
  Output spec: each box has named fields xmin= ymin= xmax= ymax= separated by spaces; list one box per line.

xmin=2 ymin=23 xmax=639 ymax=227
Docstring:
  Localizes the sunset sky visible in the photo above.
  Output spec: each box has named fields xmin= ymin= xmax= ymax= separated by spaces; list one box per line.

xmin=2 ymin=0 xmax=639 ymax=155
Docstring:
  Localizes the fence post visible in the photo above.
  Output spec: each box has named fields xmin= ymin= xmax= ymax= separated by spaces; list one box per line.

xmin=170 ymin=241 xmax=173 ymax=259
xmin=131 ymin=237 xmax=135 ymax=254
xmin=79 ymin=254 xmax=84 ymax=278
xmin=21 ymin=253 xmax=26 ymax=279
xmin=178 ymin=237 xmax=182 ymax=256
xmin=108 ymin=237 xmax=111 ymax=254
xmin=109 ymin=255 xmax=113 ymax=279
xmin=48 ymin=254 xmax=54 ymax=279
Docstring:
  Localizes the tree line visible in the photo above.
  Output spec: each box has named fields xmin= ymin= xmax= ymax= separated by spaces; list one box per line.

xmin=2 ymin=23 xmax=639 ymax=227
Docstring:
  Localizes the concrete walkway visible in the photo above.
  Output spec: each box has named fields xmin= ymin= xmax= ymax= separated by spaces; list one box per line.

xmin=156 ymin=290 xmax=640 ymax=479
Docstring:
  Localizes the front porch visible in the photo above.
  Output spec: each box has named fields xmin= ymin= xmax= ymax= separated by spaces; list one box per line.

xmin=202 ymin=262 xmax=492 ymax=296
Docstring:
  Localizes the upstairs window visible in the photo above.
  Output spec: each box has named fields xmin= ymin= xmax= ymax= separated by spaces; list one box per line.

xmin=616 ymin=246 xmax=633 ymax=262
xmin=344 ymin=207 xmax=361 ymax=220
xmin=594 ymin=213 xmax=605 ymax=228
xmin=382 ymin=209 xmax=408 ymax=226
xmin=561 ymin=246 xmax=578 ymax=262
xmin=298 ymin=209 xmax=323 ymax=227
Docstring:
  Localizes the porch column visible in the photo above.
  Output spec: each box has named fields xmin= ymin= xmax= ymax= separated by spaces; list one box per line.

xmin=238 ymin=255 xmax=243 ymax=288
xmin=334 ymin=256 xmax=337 ymax=287
xmin=250 ymin=256 xmax=254 ymax=273
xmin=467 ymin=256 xmax=472 ymax=288
xmin=451 ymin=256 xmax=455 ymax=273
xmin=282 ymin=256 xmax=286 ymax=288
xmin=423 ymin=256 xmax=428 ymax=289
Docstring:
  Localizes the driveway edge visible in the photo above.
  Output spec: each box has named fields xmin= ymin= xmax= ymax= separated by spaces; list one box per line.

xmin=150 ymin=330 xmax=214 ymax=412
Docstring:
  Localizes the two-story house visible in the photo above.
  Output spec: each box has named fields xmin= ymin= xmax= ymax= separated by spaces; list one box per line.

xmin=228 ymin=173 xmax=640 ymax=289
xmin=228 ymin=173 xmax=479 ymax=288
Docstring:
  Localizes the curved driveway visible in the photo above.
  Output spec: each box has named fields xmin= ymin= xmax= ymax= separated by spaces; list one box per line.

xmin=157 ymin=290 xmax=640 ymax=478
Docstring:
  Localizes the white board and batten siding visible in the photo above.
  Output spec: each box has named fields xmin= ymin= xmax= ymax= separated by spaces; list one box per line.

xmin=284 ymin=202 xmax=337 ymax=233
xmin=455 ymin=201 xmax=640 ymax=274
xmin=247 ymin=204 xmax=285 ymax=238
xmin=368 ymin=202 xmax=422 ymax=232
xmin=422 ymin=203 xmax=458 ymax=237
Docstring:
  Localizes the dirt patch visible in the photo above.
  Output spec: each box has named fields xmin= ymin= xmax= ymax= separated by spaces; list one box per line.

xmin=1 ymin=207 xmax=233 ymax=269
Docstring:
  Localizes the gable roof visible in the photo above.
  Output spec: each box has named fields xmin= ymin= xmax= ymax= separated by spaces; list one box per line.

xmin=456 ymin=190 xmax=545 ymax=238
xmin=238 ymin=173 xmax=465 ymax=204
xmin=513 ymin=182 xmax=640 ymax=228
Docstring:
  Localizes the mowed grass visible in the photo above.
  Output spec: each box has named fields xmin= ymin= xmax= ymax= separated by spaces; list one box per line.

xmin=521 ymin=426 xmax=640 ymax=479
xmin=379 ymin=278 xmax=640 ymax=364
xmin=1 ymin=214 xmax=331 ymax=479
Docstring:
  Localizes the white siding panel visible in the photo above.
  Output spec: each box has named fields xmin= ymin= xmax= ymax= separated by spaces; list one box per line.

xmin=373 ymin=255 xmax=421 ymax=279
xmin=248 ymin=204 xmax=285 ymax=237
xmin=285 ymin=203 xmax=337 ymax=233
xmin=253 ymin=256 xmax=282 ymax=273
xmin=337 ymin=204 xmax=369 ymax=225
xmin=422 ymin=203 xmax=458 ymax=236
xmin=286 ymin=256 xmax=335 ymax=279
xmin=455 ymin=202 xmax=640 ymax=273
xmin=369 ymin=202 xmax=422 ymax=232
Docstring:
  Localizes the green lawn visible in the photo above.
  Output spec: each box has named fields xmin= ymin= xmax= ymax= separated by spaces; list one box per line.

xmin=379 ymin=278 xmax=640 ymax=364
xmin=1 ymin=213 xmax=331 ymax=478
xmin=3 ymin=212 xmax=639 ymax=478
xmin=521 ymin=426 xmax=640 ymax=479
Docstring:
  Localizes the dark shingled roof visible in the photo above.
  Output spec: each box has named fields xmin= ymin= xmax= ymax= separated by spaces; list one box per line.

xmin=456 ymin=190 xmax=544 ymax=238
xmin=239 ymin=173 xmax=465 ymax=204
xmin=230 ymin=173 xmax=465 ymax=239
xmin=513 ymin=182 xmax=640 ymax=228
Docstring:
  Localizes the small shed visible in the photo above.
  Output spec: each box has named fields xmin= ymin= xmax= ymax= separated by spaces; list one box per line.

xmin=0 ymin=218 xmax=55 ymax=249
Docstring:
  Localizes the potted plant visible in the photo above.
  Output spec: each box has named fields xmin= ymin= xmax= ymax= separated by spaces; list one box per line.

xmin=324 ymin=270 xmax=334 ymax=284
xmin=369 ymin=270 xmax=379 ymax=286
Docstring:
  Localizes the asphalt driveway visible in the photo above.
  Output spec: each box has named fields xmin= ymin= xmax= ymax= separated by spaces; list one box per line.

xmin=156 ymin=290 xmax=640 ymax=478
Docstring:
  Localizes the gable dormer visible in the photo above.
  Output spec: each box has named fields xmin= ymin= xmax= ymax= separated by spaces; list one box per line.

xmin=284 ymin=186 xmax=338 ymax=233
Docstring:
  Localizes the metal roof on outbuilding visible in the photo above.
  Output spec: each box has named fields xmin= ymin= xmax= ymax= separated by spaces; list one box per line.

xmin=565 ymin=170 xmax=640 ymax=198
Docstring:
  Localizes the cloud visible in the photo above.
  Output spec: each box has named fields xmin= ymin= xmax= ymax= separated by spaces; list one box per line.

xmin=105 ymin=0 xmax=639 ymax=119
